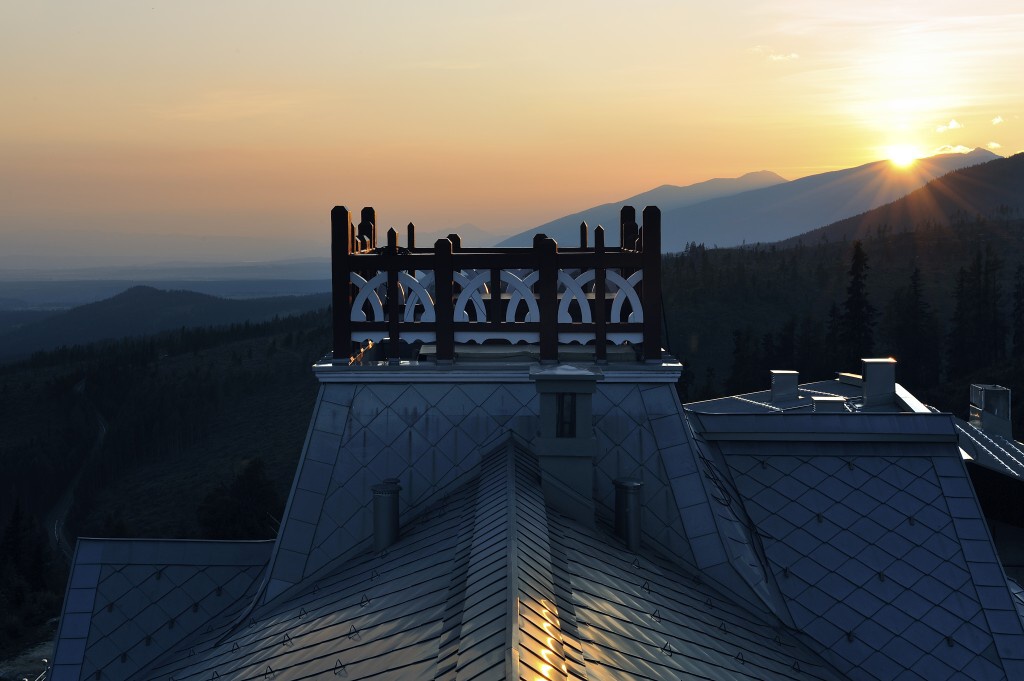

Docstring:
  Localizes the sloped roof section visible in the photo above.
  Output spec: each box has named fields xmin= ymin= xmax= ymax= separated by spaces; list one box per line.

xmin=49 ymin=538 xmax=271 ymax=681
xmin=135 ymin=433 xmax=847 ymax=680
xmin=716 ymin=414 xmax=1024 ymax=680
xmin=553 ymin=510 xmax=844 ymax=679
xmin=267 ymin=369 xmax=700 ymax=604
xmin=140 ymin=465 xmax=472 ymax=679
xmin=955 ymin=418 xmax=1024 ymax=479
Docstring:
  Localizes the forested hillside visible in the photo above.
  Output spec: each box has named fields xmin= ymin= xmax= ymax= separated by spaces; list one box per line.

xmin=0 ymin=307 xmax=330 ymax=657
xmin=666 ymin=214 xmax=1024 ymax=427
xmin=787 ymin=152 xmax=1024 ymax=246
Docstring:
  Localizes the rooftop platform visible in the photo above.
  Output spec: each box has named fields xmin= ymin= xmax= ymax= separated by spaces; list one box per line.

xmin=331 ymin=205 xmax=664 ymax=364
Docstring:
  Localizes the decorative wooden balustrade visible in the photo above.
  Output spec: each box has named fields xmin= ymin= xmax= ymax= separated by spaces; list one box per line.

xmin=331 ymin=205 xmax=662 ymax=362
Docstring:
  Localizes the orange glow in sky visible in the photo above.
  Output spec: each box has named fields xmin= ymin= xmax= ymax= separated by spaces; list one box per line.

xmin=1 ymin=1 xmax=1023 ymax=266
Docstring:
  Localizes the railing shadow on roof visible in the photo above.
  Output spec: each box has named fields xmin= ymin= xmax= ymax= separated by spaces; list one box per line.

xmin=331 ymin=205 xmax=662 ymax=363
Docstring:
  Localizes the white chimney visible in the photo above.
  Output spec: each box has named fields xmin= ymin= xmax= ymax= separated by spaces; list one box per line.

xmin=771 ymin=370 xmax=799 ymax=403
xmin=862 ymin=358 xmax=896 ymax=408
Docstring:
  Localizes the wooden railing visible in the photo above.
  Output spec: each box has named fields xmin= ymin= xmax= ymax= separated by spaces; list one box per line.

xmin=331 ymin=205 xmax=662 ymax=362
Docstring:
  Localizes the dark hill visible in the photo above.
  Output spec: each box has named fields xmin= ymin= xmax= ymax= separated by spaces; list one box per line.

xmin=0 ymin=286 xmax=330 ymax=361
xmin=784 ymin=152 xmax=1024 ymax=246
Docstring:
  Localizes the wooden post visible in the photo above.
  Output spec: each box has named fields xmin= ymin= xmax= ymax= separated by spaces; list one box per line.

xmin=406 ymin=223 xmax=416 ymax=279
xmin=361 ymin=207 xmax=377 ymax=249
xmin=641 ymin=206 xmax=662 ymax=361
xmin=435 ymin=238 xmax=454 ymax=362
xmin=537 ymin=235 xmax=558 ymax=362
xmin=579 ymin=221 xmax=588 ymax=249
xmin=489 ymin=268 xmax=501 ymax=323
xmin=331 ymin=206 xmax=353 ymax=361
xmin=386 ymin=228 xmax=400 ymax=362
xmin=594 ymin=226 xmax=607 ymax=362
xmin=620 ymin=206 xmax=637 ymax=250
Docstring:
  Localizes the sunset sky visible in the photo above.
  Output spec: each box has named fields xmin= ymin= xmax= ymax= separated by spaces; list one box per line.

xmin=2 ymin=1 xmax=1023 ymax=265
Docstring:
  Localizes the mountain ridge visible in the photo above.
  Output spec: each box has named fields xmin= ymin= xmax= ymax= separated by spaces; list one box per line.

xmin=658 ymin=148 xmax=1000 ymax=252
xmin=781 ymin=152 xmax=1024 ymax=246
xmin=0 ymin=286 xmax=330 ymax=361
xmin=497 ymin=170 xmax=788 ymax=247
xmin=499 ymin=148 xmax=999 ymax=252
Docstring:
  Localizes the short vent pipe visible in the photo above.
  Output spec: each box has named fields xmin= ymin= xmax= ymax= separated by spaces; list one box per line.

xmin=614 ymin=478 xmax=643 ymax=552
xmin=372 ymin=481 xmax=401 ymax=552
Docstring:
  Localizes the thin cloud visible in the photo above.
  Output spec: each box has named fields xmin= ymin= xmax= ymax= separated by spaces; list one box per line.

xmin=936 ymin=119 xmax=963 ymax=133
xmin=992 ymin=115 xmax=1004 ymax=125
xmin=988 ymin=141 xmax=1002 ymax=149
xmin=932 ymin=144 xmax=972 ymax=155
xmin=750 ymin=45 xmax=800 ymax=62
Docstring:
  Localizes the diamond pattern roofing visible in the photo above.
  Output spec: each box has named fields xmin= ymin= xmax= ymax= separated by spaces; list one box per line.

xmin=50 ymin=357 xmax=1024 ymax=680
xmin=49 ymin=539 xmax=272 ymax=681
xmin=133 ymin=436 xmax=845 ymax=680
xmin=691 ymin=412 xmax=1024 ymax=680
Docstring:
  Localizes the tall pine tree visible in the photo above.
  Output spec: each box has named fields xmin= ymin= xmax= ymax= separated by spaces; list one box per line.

xmin=880 ymin=268 xmax=942 ymax=391
xmin=1012 ymin=264 xmax=1024 ymax=360
xmin=840 ymin=241 xmax=877 ymax=367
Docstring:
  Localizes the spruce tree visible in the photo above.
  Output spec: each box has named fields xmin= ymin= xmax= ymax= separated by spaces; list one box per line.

xmin=947 ymin=267 xmax=971 ymax=379
xmin=1012 ymin=264 xmax=1024 ymax=360
xmin=881 ymin=269 xmax=941 ymax=391
xmin=840 ymin=241 xmax=877 ymax=367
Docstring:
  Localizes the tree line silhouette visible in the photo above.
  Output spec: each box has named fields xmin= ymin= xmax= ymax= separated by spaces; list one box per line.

xmin=665 ymin=215 xmax=1024 ymax=429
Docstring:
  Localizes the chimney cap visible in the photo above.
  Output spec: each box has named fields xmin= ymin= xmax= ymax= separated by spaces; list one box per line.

xmin=372 ymin=482 xmax=401 ymax=495
xmin=813 ymin=396 xmax=848 ymax=413
xmin=614 ymin=478 xmax=644 ymax=490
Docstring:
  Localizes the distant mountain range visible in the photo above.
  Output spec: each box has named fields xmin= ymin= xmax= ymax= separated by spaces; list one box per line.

xmin=497 ymin=170 xmax=787 ymax=247
xmin=785 ymin=152 xmax=1024 ymax=246
xmin=0 ymin=286 xmax=330 ymax=361
xmin=499 ymin=148 xmax=1000 ymax=252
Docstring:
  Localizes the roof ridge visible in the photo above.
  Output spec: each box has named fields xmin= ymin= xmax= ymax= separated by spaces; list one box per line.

xmin=438 ymin=440 xmax=579 ymax=680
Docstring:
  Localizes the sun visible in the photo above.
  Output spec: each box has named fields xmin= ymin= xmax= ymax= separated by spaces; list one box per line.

xmin=886 ymin=145 xmax=920 ymax=168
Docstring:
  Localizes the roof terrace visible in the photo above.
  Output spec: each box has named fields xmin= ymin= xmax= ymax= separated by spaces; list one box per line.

xmin=329 ymin=205 xmax=663 ymax=364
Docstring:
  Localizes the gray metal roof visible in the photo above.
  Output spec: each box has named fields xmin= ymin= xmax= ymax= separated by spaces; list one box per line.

xmin=49 ymin=539 xmax=272 ymax=681
xmin=50 ymin=358 xmax=1024 ymax=680
xmin=687 ymin=379 xmax=863 ymax=415
xmin=266 ymin=372 xmax=704 ymax=604
xmin=554 ymin=510 xmax=844 ymax=680
xmin=954 ymin=417 xmax=1024 ymax=479
xmin=715 ymin=422 xmax=1024 ymax=680
xmin=130 ymin=436 xmax=846 ymax=680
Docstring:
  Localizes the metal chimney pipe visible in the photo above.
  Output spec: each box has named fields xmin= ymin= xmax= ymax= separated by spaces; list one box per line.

xmin=614 ymin=478 xmax=643 ymax=552
xmin=770 ymin=370 xmax=799 ymax=403
xmin=372 ymin=481 xmax=401 ymax=552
